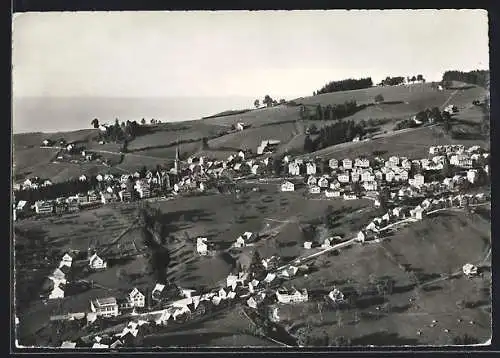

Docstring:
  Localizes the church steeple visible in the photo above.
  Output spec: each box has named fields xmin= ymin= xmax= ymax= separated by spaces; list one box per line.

xmin=174 ymin=138 xmax=180 ymax=173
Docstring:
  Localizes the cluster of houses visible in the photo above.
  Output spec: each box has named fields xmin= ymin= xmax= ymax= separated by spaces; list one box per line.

xmin=280 ymin=145 xmax=489 ymax=203
xmin=356 ymin=191 xmax=489 ymax=243
xmin=47 ymin=252 xmax=107 ymax=301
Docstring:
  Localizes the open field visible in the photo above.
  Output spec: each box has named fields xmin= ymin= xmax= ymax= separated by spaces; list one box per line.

xmin=280 ymin=208 xmax=491 ymax=346
xmin=127 ymin=121 xmax=228 ymax=151
xmin=294 ymin=82 xmax=485 ymax=108
xmin=299 ymin=125 xmax=489 ymax=161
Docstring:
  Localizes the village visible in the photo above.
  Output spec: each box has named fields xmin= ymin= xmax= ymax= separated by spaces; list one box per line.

xmin=13 ymin=138 xmax=490 ymax=348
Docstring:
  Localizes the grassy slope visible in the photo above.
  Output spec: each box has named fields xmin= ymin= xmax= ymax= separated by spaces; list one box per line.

xmin=284 ymin=209 xmax=491 ymax=345
xmin=13 ymin=82 xmax=487 ymax=179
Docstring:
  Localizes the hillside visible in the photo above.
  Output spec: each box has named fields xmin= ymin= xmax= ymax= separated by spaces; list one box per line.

xmin=13 ymin=82 xmax=488 ymax=183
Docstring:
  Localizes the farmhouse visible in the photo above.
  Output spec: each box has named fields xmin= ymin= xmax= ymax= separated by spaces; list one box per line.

xmin=89 ymin=253 xmax=107 ymax=270
xmin=152 ymin=283 xmax=166 ymax=302
xmin=128 ymin=288 xmax=146 ymax=308
xmin=59 ymin=253 xmax=73 ymax=268
xmin=281 ymin=181 xmax=295 ymax=192
xmin=463 ymin=263 xmax=478 ymax=277
xmin=276 ymin=288 xmax=308 ymax=304
xmin=90 ymin=297 xmax=119 ymax=317
xmin=325 ymin=189 xmax=341 ymax=198
xmin=48 ymin=285 xmax=65 ymax=300
xmin=196 ymin=237 xmax=208 ymax=256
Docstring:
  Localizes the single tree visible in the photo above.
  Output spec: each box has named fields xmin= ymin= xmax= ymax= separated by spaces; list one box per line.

xmin=254 ymin=99 xmax=260 ymax=108
xmin=141 ymin=118 xmax=146 ymax=125
xmin=304 ymin=135 xmax=314 ymax=153
xmin=374 ymin=94 xmax=384 ymax=103
xmin=91 ymin=118 xmax=99 ymax=129
xmin=417 ymin=74 xmax=424 ymax=82
xmin=279 ymin=99 xmax=286 ymax=104
xmin=263 ymin=95 xmax=273 ymax=108
xmin=411 ymin=75 xmax=417 ymax=83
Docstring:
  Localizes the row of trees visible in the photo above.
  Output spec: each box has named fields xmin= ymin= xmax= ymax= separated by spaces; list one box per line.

xmin=407 ymin=74 xmax=425 ymax=83
xmin=303 ymin=119 xmax=367 ymax=153
xmin=442 ymin=70 xmax=489 ymax=88
xmin=299 ymin=100 xmax=360 ymax=121
xmin=314 ymin=77 xmax=373 ymax=95
xmin=254 ymin=96 xmax=286 ymax=108
xmin=378 ymin=76 xmax=405 ymax=86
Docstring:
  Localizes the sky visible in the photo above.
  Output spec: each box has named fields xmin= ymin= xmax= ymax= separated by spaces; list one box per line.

xmin=12 ymin=10 xmax=489 ymax=99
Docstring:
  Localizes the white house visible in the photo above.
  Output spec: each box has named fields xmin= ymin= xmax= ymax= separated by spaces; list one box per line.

xmin=59 ymin=253 xmax=73 ymax=268
xmin=236 ymin=122 xmax=246 ymax=131
xmin=90 ymin=297 xmax=119 ymax=317
xmin=49 ymin=285 xmax=65 ymax=300
xmin=342 ymin=159 xmax=353 ymax=170
xmin=128 ymin=288 xmax=145 ymax=308
xmin=281 ymin=181 xmax=295 ymax=192
xmin=309 ymin=186 xmax=321 ymax=194
xmin=276 ymin=288 xmax=308 ymax=304
xmin=89 ymin=253 xmax=107 ymax=270
xmin=306 ymin=162 xmax=317 ymax=175
xmin=411 ymin=206 xmax=425 ymax=220
xmin=317 ymin=177 xmax=329 ymax=188
xmin=329 ymin=158 xmax=339 ymax=169
xmin=288 ymin=162 xmax=301 ymax=176
xmin=338 ymin=172 xmax=350 ymax=183
xmin=467 ymin=169 xmax=478 ymax=184
xmin=363 ymin=181 xmax=378 ymax=191
xmin=355 ymin=231 xmax=366 ymax=243
xmin=303 ymin=241 xmax=312 ymax=249
xmin=385 ymin=171 xmax=395 ymax=182
xmin=360 ymin=171 xmax=374 ymax=182
xmin=307 ymin=175 xmax=317 ymax=186
xmin=388 ymin=156 xmax=400 ymax=166
xmin=354 ymin=158 xmax=370 ymax=168
xmin=196 ymin=237 xmax=208 ymax=256
xmin=413 ymin=174 xmax=425 ymax=187
xmin=325 ymin=190 xmax=341 ymax=198
xmin=462 ymin=263 xmax=478 ymax=277
xmin=329 ymin=180 xmax=341 ymax=190
xmin=343 ymin=193 xmax=357 ymax=200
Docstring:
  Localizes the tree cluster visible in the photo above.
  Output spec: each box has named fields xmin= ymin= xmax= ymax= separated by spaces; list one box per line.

xmin=314 ymin=77 xmax=373 ymax=95
xmin=300 ymin=100 xmax=360 ymax=121
xmin=378 ymin=76 xmax=405 ymax=86
xmin=15 ymin=177 xmax=99 ymax=203
xmin=303 ymin=119 xmax=366 ymax=153
xmin=406 ymin=74 xmax=425 ymax=83
xmin=95 ymin=119 xmax=149 ymax=144
xmin=442 ymin=70 xmax=489 ymax=88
